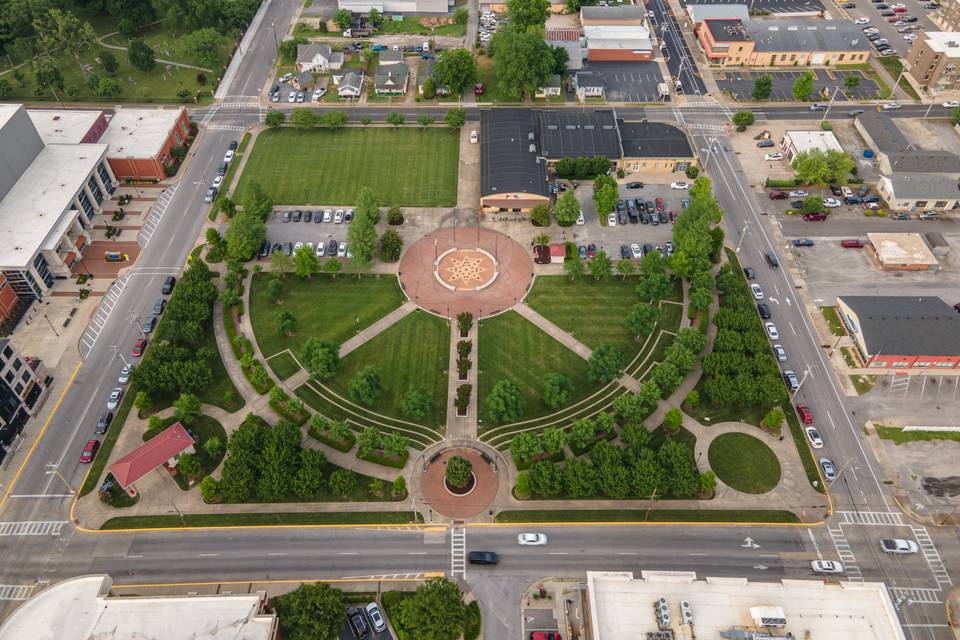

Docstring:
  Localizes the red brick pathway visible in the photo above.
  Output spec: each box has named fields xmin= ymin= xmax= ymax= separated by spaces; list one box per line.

xmin=398 ymin=227 xmax=534 ymax=319
xmin=420 ymin=448 xmax=499 ymax=519
xmin=72 ymin=241 xmax=141 ymax=277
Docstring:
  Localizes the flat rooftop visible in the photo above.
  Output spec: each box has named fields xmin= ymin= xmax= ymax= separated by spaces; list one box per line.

xmin=100 ymin=107 xmax=183 ymax=159
xmin=746 ymin=19 xmax=871 ymax=52
xmin=839 ymin=294 xmax=960 ymax=357
xmin=619 ymin=121 xmax=694 ymax=158
xmin=27 ymin=109 xmax=103 ymax=144
xmin=587 ymin=571 xmax=904 ymax=640
xmin=479 ymin=109 xmax=549 ymax=198
xmin=867 ymin=232 xmax=939 ymax=266
xmin=784 ymin=130 xmax=843 ymax=154
xmin=0 ymin=143 xmax=107 ymax=269
xmin=0 ymin=104 xmax=21 ymax=129
xmin=537 ymin=110 xmax=622 ymax=159
xmin=706 ymin=18 xmax=751 ymax=42
xmin=0 ymin=575 xmax=276 ymax=640
xmin=924 ymin=31 xmax=960 ymax=57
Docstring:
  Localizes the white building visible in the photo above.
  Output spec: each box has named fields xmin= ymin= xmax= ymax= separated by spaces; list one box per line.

xmin=0 ymin=575 xmax=278 ymax=640
xmin=780 ymin=130 xmax=844 ymax=161
xmin=337 ymin=0 xmax=447 ymax=13
xmin=878 ymin=173 xmax=960 ymax=211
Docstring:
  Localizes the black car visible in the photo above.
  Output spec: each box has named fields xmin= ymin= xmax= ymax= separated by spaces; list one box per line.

xmin=791 ymin=200 xmax=805 ymax=209
xmin=628 ymin=211 xmax=639 ymax=224
xmin=650 ymin=212 xmax=659 ymax=226
xmin=217 ymin=162 xmax=228 ymax=176
xmin=640 ymin=212 xmax=650 ymax=224
xmin=161 ymin=275 xmax=176 ymax=294
xmin=757 ymin=303 xmax=771 ymax=319
xmin=829 ymin=184 xmax=842 ymax=196
xmin=634 ymin=199 xmax=644 ymax=211
xmin=620 ymin=245 xmax=631 ymax=259
xmin=303 ymin=210 xmax=312 ymax=222
xmin=765 ymin=252 xmax=779 ymax=268
xmin=228 ymin=140 xmax=238 ymax=151
xmin=95 ymin=411 xmax=113 ymax=435
xmin=841 ymin=1 xmax=855 ymax=6
xmin=314 ymin=211 xmax=322 ymax=223
xmin=271 ymin=243 xmax=282 ymax=254
xmin=757 ymin=139 xmax=775 ymax=148
xmin=904 ymin=15 xmax=918 ymax=21
xmin=345 ymin=210 xmax=354 ymax=223
xmin=642 ymin=243 xmax=653 ymax=256
xmin=292 ymin=210 xmax=302 ymax=222
xmin=743 ymin=267 xmax=755 ymax=280
xmin=152 ymin=298 xmax=166 ymax=315
xmin=618 ymin=211 xmax=627 ymax=225
xmin=327 ymin=239 xmax=339 ymax=255
xmin=285 ymin=242 xmax=294 ymax=256
xmin=658 ymin=210 xmax=668 ymax=224
xmin=258 ymin=241 xmax=270 ymax=258
xmin=626 ymin=181 xmax=644 ymax=189
xmin=468 ymin=551 xmax=499 ymax=565
xmin=346 ymin=607 xmax=369 ymax=639
xmin=645 ymin=201 xmax=655 ymax=211
xmin=143 ymin=316 xmax=157 ymax=333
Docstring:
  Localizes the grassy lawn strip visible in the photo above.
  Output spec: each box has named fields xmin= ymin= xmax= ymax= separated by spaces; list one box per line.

xmin=379 ymin=17 xmax=466 ymax=36
xmin=478 ymin=311 xmax=599 ymax=425
xmin=783 ymin=401 xmax=826 ymax=493
xmin=223 ymin=311 xmax=274 ymax=394
xmin=494 ymin=509 xmax=800 ymax=523
xmin=100 ymin=511 xmax=422 ymax=530
xmin=876 ymin=425 xmax=960 ymax=445
xmin=525 ymin=276 xmax=642 ymax=358
xmin=198 ymin=311 xmax=245 ymax=412
xmin=235 ymin=128 xmax=459 ymax=207
xmin=874 ymin=57 xmax=920 ymax=100
xmin=249 ymin=273 xmax=405 ymax=360
xmin=708 ymin=433 xmax=781 ymax=494
xmin=267 ymin=351 xmax=302 ymax=380
xmin=79 ymin=387 xmax=137 ymax=496
xmin=820 ymin=307 xmax=844 ymax=337
xmin=327 ymin=311 xmax=449 ymax=428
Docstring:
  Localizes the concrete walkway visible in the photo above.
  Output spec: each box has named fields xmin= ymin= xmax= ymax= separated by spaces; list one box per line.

xmin=340 ymin=300 xmax=418 ymax=357
xmin=514 ymin=302 xmax=593 ymax=360
xmin=445 ymin=321 xmax=477 ymax=441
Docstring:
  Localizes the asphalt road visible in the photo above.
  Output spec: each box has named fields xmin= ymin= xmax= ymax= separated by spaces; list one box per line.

xmin=648 ymin=0 xmax=708 ymax=97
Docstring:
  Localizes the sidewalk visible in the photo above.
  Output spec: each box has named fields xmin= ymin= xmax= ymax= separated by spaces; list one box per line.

xmin=514 ymin=302 xmax=592 ymax=360
xmin=445 ymin=320 xmax=477 ymax=441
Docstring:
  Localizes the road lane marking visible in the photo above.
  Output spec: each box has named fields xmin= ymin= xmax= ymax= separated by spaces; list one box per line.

xmin=268 ymin=552 xmax=287 ymax=556
xmin=549 ymin=552 xmax=569 ymax=555
xmin=806 ymin=529 xmax=822 ymax=559
xmin=338 ymin=552 xmax=359 ymax=556
xmin=407 ymin=552 xmax=427 ymax=555
xmin=198 ymin=553 xmax=219 ymax=557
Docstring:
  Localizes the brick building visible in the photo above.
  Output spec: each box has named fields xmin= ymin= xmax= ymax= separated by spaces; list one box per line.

xmin=695 ymin=18 xmax=870 ymax=66
xmin=905 ymin=32 xmax=960 ymax=96
xmin=99 ymin=107 xmax=191 ymax=181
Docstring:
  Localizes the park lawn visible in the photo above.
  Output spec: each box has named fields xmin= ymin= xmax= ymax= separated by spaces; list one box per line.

xmin=708 ymin=432 xmax=781 ymax=494
xmin=100 ymin=511 xmax=421 ymax=529
xmin=525 ymin=276 xmax=642 ymax=359
xmin=874 ymin=56 xmax=920 ymax=100
xmin=876 ymin=425 xmax=960 ymax=445
xmin=249 ymin=273 xmax=405 ymax=359
xmin=820 ymin=306 xmax=844 ymax=337
xmin=327 ymin=311 xmax=450 ymax=428
xmin=494 ymin=509 xmax=799 ymax=523
xmin=235 ymin=128 xmax=459 ymax=206
xmin=197 ymin=314 xmax=245 ymax=412
xmin=379 ymin=17 xmax=466 ymax=36
xmin=267 ymin=351 xmax=301 ymax=380
xmin=478 ymin=311 xmax=598 ymax=425
xmin=103 ymin=25 xmax=232 ymax=71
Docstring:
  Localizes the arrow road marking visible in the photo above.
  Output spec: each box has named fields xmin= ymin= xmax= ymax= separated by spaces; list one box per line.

xmin=742 ymin=537 xmax=760 ymax=549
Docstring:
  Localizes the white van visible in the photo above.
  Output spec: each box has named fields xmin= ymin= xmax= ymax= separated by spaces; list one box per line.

xmin=422 ymin=41 xmax=430 ymax=52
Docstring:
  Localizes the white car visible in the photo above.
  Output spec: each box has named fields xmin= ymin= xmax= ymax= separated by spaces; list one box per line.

xmin=337 ymin=241 xmax=348 ymax=257
xmin=305 ymin=241 xmax=314 ymax=253
xmin=469 ymin=130 xmax=479 ymax=144
xmin=903 ymin=33 xmax=917 ymax=40
xmin=631 ymin=243 xmax=643 ymax=259
xmin=313 ymin=87 xmax=326 ymax=99
xmin=518 ymin=533 xmax=548 ymax=545
xmin=823 ymin=197 xmax=842 ymax=208
xmin=212 ymin=175 xmax=223 ymax=189
xmin=294 ymin=241 xmax=303 ymax=253
xmin=106 ymin=387 xmax=123 ymax=410
xmin=805 ymin=426 xmax=824 ymax=449
xmin=607 ymin=213 xmax=617 ymax=226
xmin=279 ymin=72 xmax=293 ymax=83
xmin=224 ymin=149 xmax=234 ymax=163
xmin=881 ymin=102 xmax=902 ymax=110
xmin=365 ymin=603 xmax=386 ymax=632
xmin=315 ymin=243 xmax=324 ymax=257
xmin=854 ymin=17 xmax=869 ymax=23
xmin=334 ymin=209 xmax=344 ymax=223
xmin=881 ymin=538 xmax=919 ymax=554
xmin=764 ymin=152 xmax=784 ymax=161
xmin=118 ymin=365 xmax=131 ymax=385
xmin=789 ymin=190 xmax=808 ymax=198
xmin=670 ymin=181 xmax=690 ymax=190
xmin=576 ymin=211 xmax=585 ymax=225
xmin=323 ymin=209 xmax=333 ymax=223
xmin=765 ymin=322 xmax=779 ymax=340
xmin=773 ymin=344 xmax=787 ymax=362
xmin=287 ymin=91 xmax=296 ymax=103
xmin=943 ymin=100 xmax=960 ymax=108
xmin=750 ymin=283 xmax=764 ymax=300
xmin=811 ymin=560 xmax=844 ymax=574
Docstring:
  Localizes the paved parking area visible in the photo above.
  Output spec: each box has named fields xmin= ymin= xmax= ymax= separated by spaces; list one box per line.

xmin=717 ymin=69 xmax=880 ymax=101
xmin=262 ymin=208 xmax=351 ymax=257
xmin=338 ymin=608 xmax=393 ymax=640
xmin=679 ymin=0 xmax=825 ymax=15
xmin=580 ymin=61 xmax=667 ymax=103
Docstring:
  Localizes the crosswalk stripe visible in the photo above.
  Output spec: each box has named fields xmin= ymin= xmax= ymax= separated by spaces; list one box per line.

xmin=910 ymin=526 xmax=952 ymax=588
xmin=0 ymin=585 xmax=34 ymax=601
xmin=891 ymin=587 xmax=943 ymax=604
xmin=827 ymin=526 xmax=863 ymax=581
xmin=836 ymin=511 xmax=906 ymax=526
xmin=450 ymin=527 xmax=466 ymax=579
xmin=0 ymin=521 xmax=68 ymax=536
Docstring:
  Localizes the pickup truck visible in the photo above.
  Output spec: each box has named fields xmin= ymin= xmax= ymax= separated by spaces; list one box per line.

xmin=881 ymin=538 xmax=919 ymax=554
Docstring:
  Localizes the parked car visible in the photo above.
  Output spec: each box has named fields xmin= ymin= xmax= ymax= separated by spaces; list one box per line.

xmin=327 ymin=239 xmax=338 ymax=256
xmin=881 ymin=538 xmax=919 ymax=554
xmin=619 ymin=245 xmax=631 ymax=259
xmin=292 ymin=210 xmax=302 ymax=222
xmin=805 ymin=426 xmax=824 ymax=448
xmin=468 ymin=551 xmax=499 ymax=565
xmin=131 ymin=338 xmax=147 ymax=357
xmin=811 ymin=560 xmax=844 ymax=574
xmin=803 ymin=213 xmax=827 ymax=221
xmin=797 ymin=403 xmax=814 ymax=424
xmin=345 ymin=209 xmax=354 ymax=223
xmin=335 ymin=209 xmax=344 ymax=223
xmin=823 ymin=197 xmax=842 ymax=208
xmin=323 ymin=209 xmax=333 ymax=223
xmin=757 ymin=303 xmax=771 ymax=319
xmin=152 ymin=298 xmax=166 ymax=315
xmin=841 ymin=239 xmax=864 ymax=248
xmin=303 ymin=210 xmax=312 ymax=223
xmin=764 ymin=322 xmax=779 ymax=339
xmin=118 ymin=365 xmax=131 ymax=385
xmin=95 ymin=411 xmax=113 ymax=435
xmin=518 ymin=533 xmax=548 ymax=545
xmin=470 ymin=130 xmax=479 ymax=144
xmin=143 ymin=316 xmax=157 ymax=333
xmin=80 ymin=439 xmax=100 ymax=463
xmin=773 ymin=344 xmax=787 ymax=361
xmin=578 ymin=245 xmax=587 ymax=259
xmin=338 ymin=242 xmax=348 ymax=257
xmin=607 ymin=213 xmax=617 ymax=226
xmin=162 ymin=276 xmax=176 ymax=294
xmin=670 ymin=181 xmax=690 ymax=189
xmin=204 ymin=187 xmax=217 ymax=203
xmin=764 ymin=153 xmax=784 ymax=161
xmin=576 ymin=211 xmax=585 ymax=225
xmin=106 ymin=387 xmax=123 ymax=410
xmin=281 ymin=210 xmax=291 ymax=223
xmin=769 ymin=190 xmax=788 ymax=200
xmin=743 ymin=266 xmax=755 ymax=280
xmin=365 ymin=603 xmax=386 ymax=632
xmin=789 ymin=190 xmax=808 ymax=198
xmin=943 ymin=100 xmax=960 ymax=108
xmin=793 ymin=239 xmax=815 ymax=247
xmin=750 ymin=283 xmax=764 ymax=300
xmin=346 ymin=607 xmax=369 ymax=639
xmin=783 ymin=370 xmax=800 ymax=390
xmin=820 ymin=457 xmax=837 ymax=481
xmin=757 ymin=139 xmax=775 ymax=148
xmin=626 ymin=181 xmax=644 ymax=189
xmin=631 ymin=243 xmax=643 ymax=259
xmin=587 ymin=243 xmax=597 ymax=258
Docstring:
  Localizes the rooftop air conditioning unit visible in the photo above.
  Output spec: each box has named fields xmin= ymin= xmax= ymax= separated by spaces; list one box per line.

xmin=681 ymin=601 xmax=694 ymax=625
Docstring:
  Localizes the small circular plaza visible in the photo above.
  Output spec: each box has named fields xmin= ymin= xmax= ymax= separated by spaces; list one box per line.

xmin=398 ymin=227 xmax=534 ymax=319
xmin=420 ymin=448 xmax=499 ymax=519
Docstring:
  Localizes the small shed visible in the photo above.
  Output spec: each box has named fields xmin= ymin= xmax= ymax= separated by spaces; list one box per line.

xmin=925 ymin=232 xmax=950 ymax=258
xmin=549 ymin=244 xmax=566 ymax=264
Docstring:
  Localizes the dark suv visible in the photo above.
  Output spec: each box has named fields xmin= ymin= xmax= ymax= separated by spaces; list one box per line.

xmin=757 ymin=303 xmax=771 ymax=319
xmin=152 ymin=298 xmax=166 ymax=315
xmin=95 ymin=411 xmax=113 ymax=435
xmin=468 ymin=551 xmax=499 ymax=565
xmin=161 ymin=276 xmax=176 ymax=294
xmin=346 ymin=607 xmax=369 ymax=638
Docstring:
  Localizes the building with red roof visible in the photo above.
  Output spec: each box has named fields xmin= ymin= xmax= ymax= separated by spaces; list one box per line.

xmin=549 ymin=244 xmax=566 ymax=264
xmin=109 ymin=422 xmax=195 ymax=495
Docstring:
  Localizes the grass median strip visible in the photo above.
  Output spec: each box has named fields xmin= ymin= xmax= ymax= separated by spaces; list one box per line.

xmin=494 ymin=509 xmax=800 ymax=523
xmin=100 ymin=511 xmax=424 ymax=530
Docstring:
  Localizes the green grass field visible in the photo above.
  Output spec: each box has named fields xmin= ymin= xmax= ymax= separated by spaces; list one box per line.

xmin=525 ymin=276 xmax=643 ymax=359
xmin=478 ymin=311 xmax=597 ymax=425
xmin=249 ymin=273 xmax=405 ymax=359
xmin=236 ymin=128 xmax=460 ymax=206
xmin=266 ymin=351 xmax=301 ymax=380
xmin=100 ymin=511 xmax=421 ymax=530
xmin=876 ymin=425 xmax=960 ymax=445
xmin=708 ymin=432 xmax=781 ymax=494
xmin=494 ymin=509 xmax=800 ymax=523
xmin=327 ymin=311 xmax=449 ymax=428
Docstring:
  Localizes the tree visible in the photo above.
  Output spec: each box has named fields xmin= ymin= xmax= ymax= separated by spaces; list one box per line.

xmin=203 ymin=436 xmax=224 ymax=459
xmin=511 ymin=431 xmax=544 ymax=463
xmin=541 ymin=426 xmax=566 ymax=454
xmin=176 ymin=452 xmax=200 ymax=478
xmin=652 ymin=361 xmax=682 ymax=394
xmin=567 ymin=418 xmax=596 ymax=451
xmin=762 ymin=406 xmax=785 ymax=431
xmin=506 ymin=0 xmax=549 ymax=32
xmin=453 ymin=6 xmax=468 ymax=23
xmin=176 ymin=87 xmax=193 ymax=103
xmin=554 ymin=190 xmax=579 ymax=226
xmin=400 ymin=387 xmax=432 ymax=418
xmin=416 ymin=114 xmax=435 ymax=129
xmin=588 ymin=344 xmax=623 ymax=383
xmin=134 ymin=390 xmax=151 ymax=414
xmin=663 ymin=407 xmax=683 ymax=435
xmin=542 ymin=372 xmax=571 ymax=409
xmin=444 ymin=107 xmax=466 ymax=129
xmin=348 ymin=366 xmax=382 ymax=405
xmin=393 ymin=475 xmax=407 ymax=497
xmin=752 ymin=74 xmax=772 ymax=100
xmin=732 ymin=111 xmax=754 ymax=131
xmin=276 ymin=309 xmax=297 ymax=336
xmin=321 ymin=110 xmax=348 ymax=130
xmin=94 ymin=77 xmax=122 ymax=98
xmin=243 ymin=181 xmax=273 ymax=222
xmin=100 ymin=50 xmax=119 ymax=74
xmin=301 ymin=337 xmax=339 ymax=380
xmin=792 ymin=71 xmax=815 ymax=101
xmin=348 ymin=187 xmax=379 ymax=267
xmin=386 ymin=112 xmax=405 ymax=128
xmin=534 ymin=233 xmax=550 ymax=246
xmin=434 ymin=49 xmax=477 ymax=94
xmin=33 ymin=9 xmax=97 ymax=75
xmin=487 ymin=378 xmax=523 ymax=423
xmin=625 ymin=302 xmax=660 ymax=339
xmin=379 ymin=230 xmax=403 ymax=262
xmin=361 ymin=116 xmax=372 ymax=126
xmin=550 ymin=44 xmax=569 ymax=75
xmin=266 ymin=276 xmax=284 ymax=304
xmin=612 ymin=393 xmax=646 ymax=428
xmin=387 ymin=205 xmax=404 ymax=225
xmin=636 ymin=270 xmax=672 ymax=303
xmin=395 ymin=578 xmax=466 ymax=640
xmin=564 ymin=257 xmax=585 ymax=281
xmin=529 ymin=460 xmax=564 ymax=496
xmin=0 ymin=80 xmax=11 ymax=100
xmin=791 ymin=149 xmax=855 ymax=184
xmin=357 ymin=426 xmax=382 ymax=456
xmin=698 ymin=470 xmax=717 ymax=495
xmin=588 ymin=250 xmax=613 ymax=280
xmin=422 ymin=75 xmax=437 ymax=99
xmin=953 ymin=106 xmax=960 ymax=127
xmin=294 ymin=244 xmax=319 ymax=277
xmin=173 ymin=392 xmax=201 ymax=425
xmin=592 ymin=174 xmax=618 ymax=216
xmin=225 ymin=212 xmax=266 ymax=261
xmin=638 ymin=379 xmax=661 ymax=408
xmin=367 ymin=7 xmax=383 ymax=28
xmin=200 ymin=475 xmax=220 ymax=501
xmin=531 ymin=203 xmax=551 ymax=227
xmin=844 ymin=74 xmax=861 ymax=89
xmin=181 ymin=27 xmax=223 ymax=68
xmin=689 ymin=286 xmax=712 ymax=314
xmin=265 ymin=110 xmax=285 ymax=128
xmin=492 ymin=28 xmax=554 ymax=100
xmin=802 ymin=196 xmax=824 ymax=214
xmin=616 ymin=258 xmax=636 ymax=279
xmin=292 ymin=107 xmax=320 ymax=129
xmin=445 ymin=454 xmax=473 ymax=488
xmin=323 ymin=258 xmax=342 ymax=277
xmin=329 ymin=468 xmax=357 ymax=496
xmin=128 ymin=37 xmax=156 ymax=71
xmin=333 ymin=8 xmax=352 ymax=30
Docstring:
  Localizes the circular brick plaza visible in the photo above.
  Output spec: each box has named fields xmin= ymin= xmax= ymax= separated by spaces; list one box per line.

xmin=420 ymin=448 xmax=499 ymax=519
xmin=398 ymin=227 xmax=533 ymax=319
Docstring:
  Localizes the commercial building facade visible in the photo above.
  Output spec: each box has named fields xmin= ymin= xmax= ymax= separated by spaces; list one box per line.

xmin=905 ymin=32 xmax=960 ymax=95
xmin=877 ymin=174 xmax=960 ymax=211
xmin=337 ymin=0 xmax=447 ymax=12
xmin=695 ymin=18 xmax=870 ymax=66
xmin=780 ymin=130 xmax=843 ymax=161
xmin=933 ymin=0 xmax=960 ymax=33
xmin=580 ymin=6 xmax=653 ymax=61
xmin=619 ymin=121 xmax=697 ymax=173
xmin=479 ymin=109 xmax=551 ymax=212
xmin=0 ymin=339 xmax=49 ymax=463
xmin=99 ymin=107 xmax=191 ymax=181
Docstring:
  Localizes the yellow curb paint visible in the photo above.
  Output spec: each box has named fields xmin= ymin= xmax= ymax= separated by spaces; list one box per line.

xmin=77 ymin=522 xmax=437 ymax=534
xmin=111 ymin=576 xmax=441 ymax=589
xmin=469 ymin=518 xmax=828 ymax=528
xmin=0 ymin=361 xmax=82 ymax=511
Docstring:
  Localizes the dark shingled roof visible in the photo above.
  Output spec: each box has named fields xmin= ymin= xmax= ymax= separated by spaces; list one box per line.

xmin=856 ymin=111 xmax=910 ymax=152
xmin=839 ymin=295 xmax=960 ymax=357
xmin=537 ymin=110 xmax=622 ymax=160
xmin=618 ymin=120 xmax=694 ymax=158
xmin=480 ymin=110 xmax=549 ymax=199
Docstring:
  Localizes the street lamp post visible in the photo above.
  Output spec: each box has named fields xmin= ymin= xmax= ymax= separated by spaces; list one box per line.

xmin=822 ymin=85 xmax=840 ymax=121
xmin=43 ymin=314 xmax=59 ymax=337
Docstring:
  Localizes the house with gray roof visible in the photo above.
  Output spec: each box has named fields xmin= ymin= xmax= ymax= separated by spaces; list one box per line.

xmin=374 ymin=63 xmax=409 ymax=96
xmin=574 ymin=71 xmax=605 ymax=101
xmin=877 ymin=174 xmax=960 ymax=211
xmin=296 ymin=43 xmax=343 ymax=73
xmin=854 ymin=111 xmax=960 ymax=175
xmin=378 ymin=49 xmax=404 ymax=65
xmin=417 ymin=60 xmax=449 ymax=96
xmin=535 ymin=74 xmax=563 ymax=98
xmin=336 ymin=72 xmax=364 ymax=98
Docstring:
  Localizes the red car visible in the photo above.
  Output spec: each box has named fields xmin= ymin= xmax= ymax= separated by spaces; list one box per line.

xmin=655 ymin=197 xmax=665 ymax=212
xmin=803 ymin=213 xmax=827 ymax=221
xmin=796 ymin=403 xmax=814 ymax=425
xmin=768 ymin=190 xmax=788 ymax=200
xmin=669 ymin=210 xmax=677 ymax=224
xmin=841 ymin=239 xmax=864 ymax=248
xmin=131 ymin=337 xmax=148 ymax=357
xmin=80 ymin=439 xmax=100 ymax=463
xmin=474 ymin=83 xmax=485 ymax=96
xmin=530 ymin=633 xmax=561 ymax=640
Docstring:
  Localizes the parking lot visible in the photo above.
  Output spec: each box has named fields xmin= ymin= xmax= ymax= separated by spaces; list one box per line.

xmin=678 ymin=0 xmax=826 ymax=14
xmin=717 ymin=69 xmax=881 ymax=101
xmin=580 ymin=61 xmax=667 ymax=103
xmin=337 ymin=604 xmax=393 ymax=640
xmin=261 ymin=207 xmax=352 ymax=259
